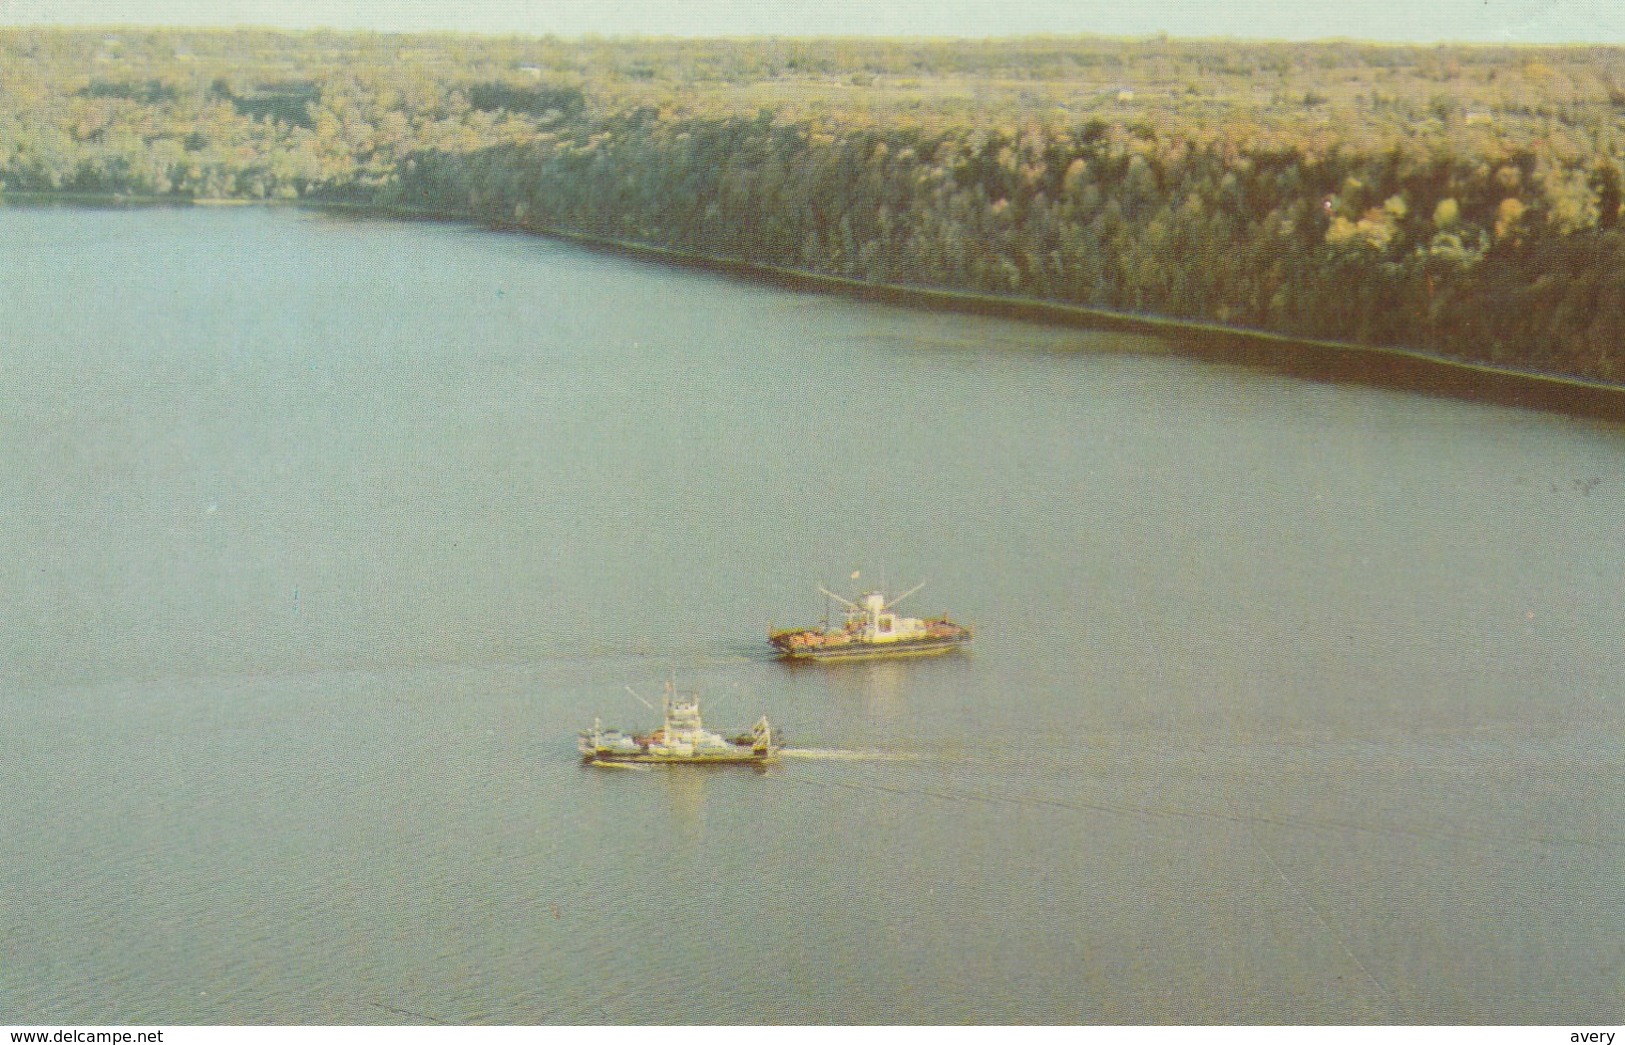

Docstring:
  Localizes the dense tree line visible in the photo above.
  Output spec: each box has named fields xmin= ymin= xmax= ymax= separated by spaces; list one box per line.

xmin=3 ymin=28 xmax=1624 ymax=382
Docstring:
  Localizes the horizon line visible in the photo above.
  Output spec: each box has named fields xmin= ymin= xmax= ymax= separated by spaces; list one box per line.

xmin=0 ymin=23 xmax=1616 ymax=48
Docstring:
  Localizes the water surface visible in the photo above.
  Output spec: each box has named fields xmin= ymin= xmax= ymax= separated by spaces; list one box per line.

xmin=1 ymin=206 xmax=1621 ymax=1024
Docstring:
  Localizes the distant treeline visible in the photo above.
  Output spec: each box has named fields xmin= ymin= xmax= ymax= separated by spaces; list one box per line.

xmin=3 ymin=28 xmax=1624 ymax=383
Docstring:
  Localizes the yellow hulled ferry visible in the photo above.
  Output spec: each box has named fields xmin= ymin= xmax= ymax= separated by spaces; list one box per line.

xmin=769 ymin=581 xmax=972 ymax=662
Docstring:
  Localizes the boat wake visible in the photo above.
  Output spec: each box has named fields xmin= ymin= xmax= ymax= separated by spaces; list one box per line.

xmin=779 ymin=747 xmax=920 ymax=762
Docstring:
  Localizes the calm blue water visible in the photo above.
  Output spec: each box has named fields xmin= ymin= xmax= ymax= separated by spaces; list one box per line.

xmin=1 ymin=205 xmax=1621 ymax=1024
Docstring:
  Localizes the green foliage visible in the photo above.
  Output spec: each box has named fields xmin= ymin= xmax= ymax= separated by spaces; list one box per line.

xmin=3 ymin=27 xmax=1623 ymax=383
xmin=222 ymin=81 xmax=321 ymax=129
xmin=466 ymin=82 xmax=586 ymax=121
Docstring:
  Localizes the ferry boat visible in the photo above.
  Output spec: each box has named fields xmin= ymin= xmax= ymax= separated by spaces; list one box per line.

xmin=768 ymin=581 xmax=972 ymax=662
xmin=579 ymin=682 xmax=779 ymax=766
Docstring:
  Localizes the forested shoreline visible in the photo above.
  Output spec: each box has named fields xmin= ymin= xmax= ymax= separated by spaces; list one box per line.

xmin=5 ymin=28 xmax=1625 ymax=386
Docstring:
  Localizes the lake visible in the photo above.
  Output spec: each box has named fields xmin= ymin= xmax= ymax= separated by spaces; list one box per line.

xmin=1 ymin=204 xmax=1621 ymax=1024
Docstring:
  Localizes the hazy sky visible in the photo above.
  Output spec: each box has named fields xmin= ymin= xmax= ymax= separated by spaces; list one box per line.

xmin=0 ymin=0 xmax=1621 ymax=44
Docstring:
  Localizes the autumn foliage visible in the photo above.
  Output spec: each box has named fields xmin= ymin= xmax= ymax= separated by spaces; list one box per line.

xmin=4 ymin=28 xmax=1623 ymax=382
